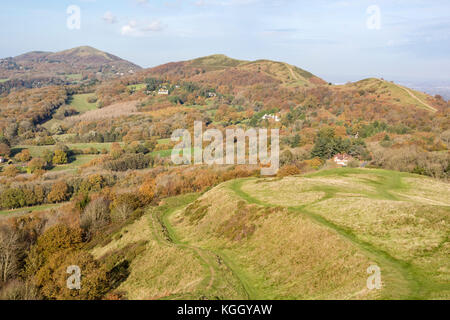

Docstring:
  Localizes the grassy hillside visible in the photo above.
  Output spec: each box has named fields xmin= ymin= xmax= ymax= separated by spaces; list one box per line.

xmin=346 ymin=78 xmax=438 ymax=112
xmin=92 ymin=168 xmax=449 ymax=300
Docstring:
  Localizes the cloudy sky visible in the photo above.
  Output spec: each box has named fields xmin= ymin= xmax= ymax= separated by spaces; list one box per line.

xmin=0 ymin=0 xmax=449 ymax=83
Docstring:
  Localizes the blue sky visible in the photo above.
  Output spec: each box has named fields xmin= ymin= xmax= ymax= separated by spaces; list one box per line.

xmin=0 ymin=0 xmax=449 ymax=83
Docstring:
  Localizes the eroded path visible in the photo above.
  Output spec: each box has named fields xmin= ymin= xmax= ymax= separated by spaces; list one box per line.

xmin=150 ymin=196 xmax=249 ymax=299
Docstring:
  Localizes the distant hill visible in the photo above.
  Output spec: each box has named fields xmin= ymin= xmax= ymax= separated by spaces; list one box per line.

xmin=338 ymin=78 xmax=439 ymax=112
xmin=0 ymin=46 xmax=141 ymax=85
xmin=145 ymin=54 xmax=326 ymax=88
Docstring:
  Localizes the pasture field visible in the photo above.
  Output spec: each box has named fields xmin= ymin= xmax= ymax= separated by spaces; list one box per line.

xmin=68 ymin=93 xmax=98 ymax=113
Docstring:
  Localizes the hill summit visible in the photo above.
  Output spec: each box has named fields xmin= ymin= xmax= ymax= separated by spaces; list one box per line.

xmin=0 ymin=46 xmax=141 ymax=83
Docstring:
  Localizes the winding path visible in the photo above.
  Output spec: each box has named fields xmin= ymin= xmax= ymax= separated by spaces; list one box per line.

xmin=150 ymin=201 xmax=250 ymax=299
xmin=378 ymin=79 xmax=437 ymax=112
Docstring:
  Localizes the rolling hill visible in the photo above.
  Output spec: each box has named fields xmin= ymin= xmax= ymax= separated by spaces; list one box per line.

xmin=144 ymin=54 xmax=326 ymax=88
xmin=0 ymin=46 xmax=141 ymax=83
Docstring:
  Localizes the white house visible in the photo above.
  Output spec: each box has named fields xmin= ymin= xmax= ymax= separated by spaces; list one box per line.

xmin=208 ymin=92 xmax=217 ymax=98
xmin=333 ymin=154 xmax=352 ymax=167
xmin=262 ymin=114 xmax=281 ymax=122
xmin=158 ymin=89 xmax=169 ymax=95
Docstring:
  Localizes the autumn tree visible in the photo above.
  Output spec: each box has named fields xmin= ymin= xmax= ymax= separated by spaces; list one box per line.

xmin=139 ymin=178 xmax=156 ymax=204
xmin=0 ymin=226 xmax=21 ymax=283
xmin=52 ymin=150 xmax=68 ymax=165
xmin=80 ymin=197 xmax=111 ymax=236
xmin=35 ymin=250 xmax=108 ymax=300
xmin=24 ymin=225 xmax=83 ymax=279
xmin=47 ymin=181 xmax=70 ymax=203
xmin=0 ymin=143 xmax=10 ymax=157
xmin=28 ymin=158 xmax=47 ymax=173
xmin=110 ymin=142 xmax=124 ymax=160
xmin=15 ymin=149 xmax=31 ymax=162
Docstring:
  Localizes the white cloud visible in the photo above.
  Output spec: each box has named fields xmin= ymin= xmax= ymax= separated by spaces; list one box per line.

xmin=135 ymin=0 xmax=148 ymax=5
xmin=121 ymin=20 xmax=165 ymax=37
xmin=103 ymin=11 xmax=118 ymax=24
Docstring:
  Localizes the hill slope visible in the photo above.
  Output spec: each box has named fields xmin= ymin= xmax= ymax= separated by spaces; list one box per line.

xmin=92 ymin=168 xmax=450 ymax=300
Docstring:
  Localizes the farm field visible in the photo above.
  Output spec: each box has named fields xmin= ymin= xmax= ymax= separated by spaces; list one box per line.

xmin=50 ymin=154 xmax=100 ymax=172
xmin=68 ymin=93 xmax=98 ymax=113
xmin=92 ymin=168 xmax=450 ymax=300
xmin=65 ymin=74 xmax=83 ymax=81
xmin=127 ymin=83 xmax=146 ymax=91
xmin=14 ymin=142 xmax=125 ymax=157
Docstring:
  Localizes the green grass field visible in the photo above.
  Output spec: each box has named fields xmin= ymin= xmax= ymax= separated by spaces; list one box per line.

xmin=50 ymin=154 xmax=100 ymax=172
xmin=0 ymin=203 xmax=64 ymax=217
xmin=0 ymin=78 xmax=9 ymax=83
xmin=68 ymin=93 xmax=98 ymax=113
xmin=65 ymin=74 xmax=83 ymax=81
xmin=127 ymin=83 xmax=147 ymax=91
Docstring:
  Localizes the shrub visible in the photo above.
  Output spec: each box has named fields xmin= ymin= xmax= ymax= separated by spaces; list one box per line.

xmin=0 ymin=279 xmax=40 ymax=300
xmin=2 ymin=165 xmax=19 ymax=178
xmin=278 ymin=165 xmax=301 ymax=177
xmin=348 ymin=159 xmax=360 ymax=168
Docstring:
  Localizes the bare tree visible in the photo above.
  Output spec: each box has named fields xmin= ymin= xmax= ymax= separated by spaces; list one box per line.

xmin=0 ymin=226 xmax=21 ymax=283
